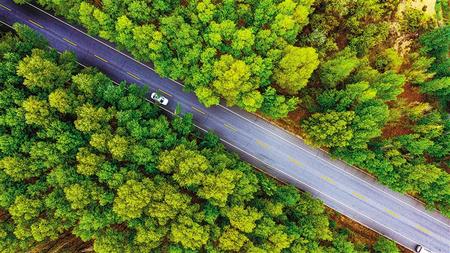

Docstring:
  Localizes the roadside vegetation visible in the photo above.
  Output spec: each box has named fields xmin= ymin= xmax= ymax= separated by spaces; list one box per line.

xmin=0 ymin=24 xmax=404 ymax=253
xmin=24 ymin=0 xmax=449 ymax=218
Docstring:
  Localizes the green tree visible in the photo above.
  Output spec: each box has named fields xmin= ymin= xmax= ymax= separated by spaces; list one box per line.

xmin=76 ymin=147 xmax=105 ymax=176
xmin=420 ymin=77 xmax=450 ymax=99
xmin=113 ymin=179 xmax=153 ymax=219
xmin=374 ymin=48 xmax=402 ymax=72
xmin=400 ymin=7 xmax=434 ymax=34
xmin=107 ymin=135 xmax=129 ymax=161
xmin=0 ymin=17 xmax=373 ymax=252
xmin=195 ymin=87 xmax=220 ymax=107
xmin=373 ymin=237 xmax=400 ymax=253
xmin=170 ymin=216 xmax=209 ymax=250
xmin=225 ymin=205 xmax=263 ymax=233
xmin=197 ymin=169 xmax=241 ymax=207
xmin=22 ymin=96 xmax=52 ymax=127
xmin=74 ymin=104 xmax=112 ymax=133
xmin=158 ymin=145 xmax=209 ymax=187
xmin=420 ymin=25 xmax=450 ymax=77
xmin=16 ymin=49 xmax=68 ymax=91
xmin=64 ymin=183 xmax=91 ymax=210
xmin=211 ymin=55 xmax=261 ymax=109
xmin=115 ymin=15 xmax=135 ymax=50
xmin=320 ymin=49 xmax=360 ymax=87
xmin=302 ymin=111 xmax=355 ymax=148
xmin=78 ymin=2 xmax=100 ymax=35
xmin=371 ymin=71 xmax=405 ymax=101
xmin=218 ymin=227 xmax=249 ymax=251
xmin=13 ymin=23 xmax=48 ymax=52
xmin=274 ymin=46 xmax=319 ymax=94
xmin=48 ymin=88 xmax=76 ymax=114
xmin=260 ymin=87 xmax=299 ymax=119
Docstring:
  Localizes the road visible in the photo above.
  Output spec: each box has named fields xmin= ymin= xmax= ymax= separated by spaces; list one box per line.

xmin=0 ymin=1 xmax=449 ymax=252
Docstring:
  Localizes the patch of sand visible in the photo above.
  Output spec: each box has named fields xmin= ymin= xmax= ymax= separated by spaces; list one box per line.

xmin=398 ymin=0 xmax=436 ymax=16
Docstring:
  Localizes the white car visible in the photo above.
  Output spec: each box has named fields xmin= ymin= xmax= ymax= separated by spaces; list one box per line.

xmin=150 ymin=92 xmax=169 ymax=105
xmin=415 ymin=245 xmax=432 ymax=253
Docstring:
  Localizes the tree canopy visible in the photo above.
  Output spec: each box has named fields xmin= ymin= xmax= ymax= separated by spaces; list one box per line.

xmin=0 ymin=24 xmax=365 ymax=253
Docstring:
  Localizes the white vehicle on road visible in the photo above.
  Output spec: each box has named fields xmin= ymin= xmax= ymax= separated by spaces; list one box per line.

xmin=150 ymin=92 xmax=169 ymax=105
xmin=415 ymin=245 xmax=432 ymax=253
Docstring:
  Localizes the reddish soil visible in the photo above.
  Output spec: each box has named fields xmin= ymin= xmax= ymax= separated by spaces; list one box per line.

xmin=93 ymin=0 xmax=102 ymax=7
xmin=382 ymin=117 xmax=414 ymax=139
xmin=382 ymin=83 xmax=424 ymax=139
xmin=287 ymin=106 xmax=310 ymax=122
xmin=336 ymin=32 xmax=348 ymax=50
xmin=30 ymin=232 xmax=92 ymax=253
xmin=398 ymin=83 xmax=425 ymax=103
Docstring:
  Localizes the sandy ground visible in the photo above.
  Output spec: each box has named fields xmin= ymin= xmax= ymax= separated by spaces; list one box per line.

xmin=398 ymin=0 xmax=436 ymax=16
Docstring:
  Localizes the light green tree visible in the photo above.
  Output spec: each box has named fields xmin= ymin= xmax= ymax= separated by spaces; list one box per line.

xmin=274 ymin=45 xmax=319 ymax=94
xmin=225 ymin=205 xmax=263 ymax=233
xmin=320 ymin=49 xmax=360 ymax=87
xmin=218 ymin=227 xmax=249 ymax=251
xmin=113 ymin=179 xmax=154 ymax=219
xmin=22 ymin=96 xmax=52 ymax=127
xmin=170 ymin=216 xmax=210 ymax=250
xmin=16 ymin=49 xmax=68 ymax=91
xmin=302 ymin=111 xmax=355 ymax=148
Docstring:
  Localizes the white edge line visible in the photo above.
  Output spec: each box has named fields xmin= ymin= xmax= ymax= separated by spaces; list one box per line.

xmin=20 ymin=3 xmax=450 ymax=228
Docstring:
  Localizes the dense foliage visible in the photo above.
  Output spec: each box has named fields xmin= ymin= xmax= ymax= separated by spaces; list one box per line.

xmin=14 ymin=0 xmax=449 ymax=218
xmin=299 ymin=1 xmax=450 ymax=216
xmin=0 ymin=25 xmax=375 ymax=253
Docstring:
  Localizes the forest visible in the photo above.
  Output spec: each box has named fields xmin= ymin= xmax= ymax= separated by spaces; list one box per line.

xmin=0 ymin=24 xmax=406 ymax=253
xmin=20 ymin=0 xmax=449 ymax=218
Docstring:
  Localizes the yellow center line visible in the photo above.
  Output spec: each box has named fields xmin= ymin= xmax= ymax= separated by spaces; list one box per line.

xmin=320 ymin=175 xmax=336 ymax=185
xmin=255 ymin=139 xmax=269 ymax=149
xmin=94 ymin=54 xmax=108 ymax=63
xmin=158 ymin=89 xmax=172 ymax=97
xmin=415 ymin=225 xmax=431 ymax=235
xmin=28 ymin=19 xmax=44 ymax=29
xmin=191 ymin=106 xmax=206 ymax=115
xmin=63 ymin=37 xmax=77 ymax=46
xmin=383 ymin=208 xmax=400 ymax=218
xmin=288 ymin=156 xmax=303 ymax=167
xmin=127 ymin=72 xmax=141 ymax=80
xmin=224 ymin=123 xmax=238 ymax=132
xmin=352 ymin=191 xmax=367 ymax=201
xmin=0 ymin=4 xmax=11 ymax=11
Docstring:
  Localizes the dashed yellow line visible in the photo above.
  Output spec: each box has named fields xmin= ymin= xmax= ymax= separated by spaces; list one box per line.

xmin=224 ymin=123 xmax=237 ymax=132
xmin=0 ymin=4 xmax=11 ymax=11
xmin=94 ymin=54 xmax=108 ymax=63
xmin=352 ymin=191 xmax=367 ymax=201
xmin=29 ymin=19 xmax=44 ymax=29
xmin=158 ymin=89 xmax=172 ymax=97
xmin=320 ymin=175 xmax=336 ymax=185
xmin=255 ymin=139 xmax=269 ymax=149
xmin=288 ymin=156 xmax=303 ymax=167
xmin=191 ymin=106 xmax=206 ymax=115
xmin=127 ymin=72 xmax=141 ymax=80
xmin=415 ymin=225 xmax=431 ymax=235
xmin=383 ymin=208 xmax=400 ymax=218
xmin=63 ymin=37 xmax=77 ymax=46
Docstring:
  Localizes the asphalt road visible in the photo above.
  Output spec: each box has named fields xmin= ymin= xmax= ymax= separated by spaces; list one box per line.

xmin=1 ymin=1 xmax=449 ymax=252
